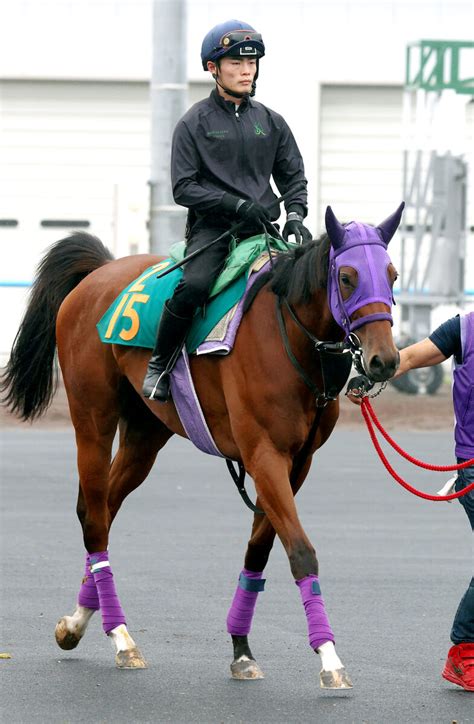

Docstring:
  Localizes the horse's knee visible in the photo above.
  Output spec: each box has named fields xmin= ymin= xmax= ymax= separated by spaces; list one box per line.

xmin=245 ymin=539 xmax=275 ymax=571
xmin=288 ymin=540 xmax=318 ymax=580
xmin=81 ymin=516 xmax=110 ymax=552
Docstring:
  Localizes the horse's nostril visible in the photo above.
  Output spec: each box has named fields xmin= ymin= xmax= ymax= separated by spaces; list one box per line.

xmin=369 ymin=354 xmax=396 ymax=382
xmin=369 ymin=354 xmax=398 ymax=380
xmin=369 ymin=355 xmax=384 ymax=374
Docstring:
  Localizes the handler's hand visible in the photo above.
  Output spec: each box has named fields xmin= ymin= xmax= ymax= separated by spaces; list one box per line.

xmin=345 ymin=375 xmax=374 ymax=405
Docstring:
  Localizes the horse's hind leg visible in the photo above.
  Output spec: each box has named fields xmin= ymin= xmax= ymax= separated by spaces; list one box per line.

xmin=54 ymin=373 xmax=119 ymax=646
xmin=105 ymin=391 xmax=173 ymax=667
xmin=54 ymin=488 xmax=100 ymax=651
xmin=54 ymin=405 xmax=118 ymax=653
xmin=56 ymin=384 xmax=171 ymax=669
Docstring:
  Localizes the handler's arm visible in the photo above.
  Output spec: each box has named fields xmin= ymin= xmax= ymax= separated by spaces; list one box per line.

xmin=394 ymin=338 xmax=447 ymax=378
xmin=346 ymin=338 xmax=447 ymax=405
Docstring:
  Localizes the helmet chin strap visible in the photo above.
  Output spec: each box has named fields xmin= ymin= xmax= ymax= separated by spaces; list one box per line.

xmin=213 ymin=74 xmax=251 ymax=100
xmin=213 ymin=60 xmax=259 ymax=99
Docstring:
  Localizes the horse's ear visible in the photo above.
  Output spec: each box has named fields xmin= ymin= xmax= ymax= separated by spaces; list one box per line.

xmin=377 ymin=202 xmax=405 ymax=245
xmin=325 ymin=206 xmax=346 ymax=250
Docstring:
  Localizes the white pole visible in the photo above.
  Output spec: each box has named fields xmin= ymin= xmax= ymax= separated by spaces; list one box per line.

xmin=149 ymin=0 xmax=188 ymax=255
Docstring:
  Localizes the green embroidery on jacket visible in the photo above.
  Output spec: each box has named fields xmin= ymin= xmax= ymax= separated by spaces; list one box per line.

xmin=254 ymin=122 xmax=266 ymax=136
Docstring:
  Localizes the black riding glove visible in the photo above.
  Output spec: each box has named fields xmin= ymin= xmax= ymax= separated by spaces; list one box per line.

xmin=282 ymin=212 xmax=312 ymax=244
xmin=345 ymin=375 xmax=374 ymax=398
xmin=235 ymin=199 xmax=271 ymax=226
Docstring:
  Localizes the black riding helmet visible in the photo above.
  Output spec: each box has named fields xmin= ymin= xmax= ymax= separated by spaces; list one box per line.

xmin=200 ymin=20 xmax=265 ymax=98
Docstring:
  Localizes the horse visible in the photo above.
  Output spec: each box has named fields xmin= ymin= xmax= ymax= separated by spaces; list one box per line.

xmin=1 ymin=204 xmax=402 ymax=690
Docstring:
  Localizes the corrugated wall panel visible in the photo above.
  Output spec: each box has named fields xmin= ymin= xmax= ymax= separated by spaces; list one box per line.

xmin=319 ymin=85 xmax=474 ymax=294
xmin=0 ymin=79 xmax=151 ymax=271
xmin=319 ymin=85 xmax=405 ymax=227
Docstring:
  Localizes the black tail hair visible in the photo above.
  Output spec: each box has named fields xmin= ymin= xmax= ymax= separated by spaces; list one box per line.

xmin=1 ymin=233 xmax=113 ymax=420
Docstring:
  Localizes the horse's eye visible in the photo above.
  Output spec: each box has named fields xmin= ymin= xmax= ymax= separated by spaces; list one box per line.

xmin=340 ymin=275 xmax=351 ymax=286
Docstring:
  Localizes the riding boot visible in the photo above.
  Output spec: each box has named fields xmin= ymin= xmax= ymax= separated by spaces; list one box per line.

xmin=142 ymin=301 xmax=192 ymax=402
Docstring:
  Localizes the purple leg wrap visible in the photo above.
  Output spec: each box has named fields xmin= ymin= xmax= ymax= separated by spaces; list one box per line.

xmin=90 ymin=551 xmax=127 ymax=634
xmin=296 ymin=575 xmax=335 ymax=650
xmin=78 ymin=553 xmax=100 ymax=610
xmin=226 ymin=568 xmax=265 ymax=636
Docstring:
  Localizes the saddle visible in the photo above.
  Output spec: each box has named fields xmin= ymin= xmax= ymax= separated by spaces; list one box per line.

xmin=97 ymin=233 xmax=289 ymax=352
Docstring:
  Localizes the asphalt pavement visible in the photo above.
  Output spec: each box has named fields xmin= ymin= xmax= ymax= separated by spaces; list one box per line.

xmin=1 ymin=426 xmax=473 ymax=723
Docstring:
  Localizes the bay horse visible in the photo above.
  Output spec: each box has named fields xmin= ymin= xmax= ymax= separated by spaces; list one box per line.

xmin=1 ymin=204 xmax=402 ymax=690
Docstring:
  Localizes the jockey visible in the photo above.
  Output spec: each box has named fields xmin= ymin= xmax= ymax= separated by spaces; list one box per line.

xmin=347 ymin=313 xmax=474 ymax=692
xmin=142 ymin=19 xmax=311 ymax=402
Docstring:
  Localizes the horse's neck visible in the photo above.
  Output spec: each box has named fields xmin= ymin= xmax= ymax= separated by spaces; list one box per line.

xmin=293 ymin=291 xmax=342 ymax=343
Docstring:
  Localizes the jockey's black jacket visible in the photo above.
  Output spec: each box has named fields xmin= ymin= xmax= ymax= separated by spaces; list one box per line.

xmin=171 ymin=89 xmax=308 ymax=234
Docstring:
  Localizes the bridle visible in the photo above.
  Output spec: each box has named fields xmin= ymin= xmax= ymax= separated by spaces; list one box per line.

xmin=276 ymin=298 xmax=354 ymax=406
xmin=276 ymin=236 xmax=394 ymax=405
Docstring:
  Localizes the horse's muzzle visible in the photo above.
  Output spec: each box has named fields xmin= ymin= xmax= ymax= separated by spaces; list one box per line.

xmin=366 ymin=350 xmax=400 ymax=382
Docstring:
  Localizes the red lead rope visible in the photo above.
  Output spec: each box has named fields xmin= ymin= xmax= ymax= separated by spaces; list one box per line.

xmin=360 ymin=397 xmax=474 ymax=501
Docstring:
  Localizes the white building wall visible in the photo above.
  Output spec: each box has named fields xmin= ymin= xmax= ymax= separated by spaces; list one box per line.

xmin=2 ymin=0 xmax=473 ymax=229
xmin=1 ymin=0 xmax=473 ymax=359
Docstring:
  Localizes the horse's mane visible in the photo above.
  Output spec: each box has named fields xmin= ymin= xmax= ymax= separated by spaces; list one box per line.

xmin=243 ymin=233 xmax=331 ymax=312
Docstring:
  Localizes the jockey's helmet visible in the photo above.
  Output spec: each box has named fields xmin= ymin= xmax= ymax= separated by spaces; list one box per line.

xmin=201 ymin=20 xmax=265 ymax=71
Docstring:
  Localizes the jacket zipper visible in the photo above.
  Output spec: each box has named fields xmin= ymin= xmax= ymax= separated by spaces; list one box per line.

xmin=234 ymin=109 xmax=246 ymax=182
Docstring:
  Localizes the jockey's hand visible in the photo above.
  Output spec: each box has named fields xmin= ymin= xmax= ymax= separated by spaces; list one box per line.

xmin=236 ymin=199 xmax=271 ymax=226
xmin=345 ymin=375 xmax=374 ymax=405
xmin=282 ymin=212 xmax=312 ymax=244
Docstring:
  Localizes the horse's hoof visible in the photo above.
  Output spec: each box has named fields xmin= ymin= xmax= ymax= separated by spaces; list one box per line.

xmin=320 ymin=667 xmax=353 ymax=689
xmin=55 ymin=617 xmax=82 ymax=650
xmin=230 ymin=657 xmax=264 ymax=680
xmin=115 ymin=646 xmax=147 ymax=669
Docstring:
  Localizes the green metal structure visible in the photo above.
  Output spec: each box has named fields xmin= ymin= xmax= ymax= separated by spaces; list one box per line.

xmin=406 ymin=40 xmax=474 ymax=94
xmin=396 ymin=40 xmax=473 ymax=394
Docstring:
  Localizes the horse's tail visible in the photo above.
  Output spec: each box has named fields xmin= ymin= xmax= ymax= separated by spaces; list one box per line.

xmin=1 ymin=232 xmax=113 ymax=421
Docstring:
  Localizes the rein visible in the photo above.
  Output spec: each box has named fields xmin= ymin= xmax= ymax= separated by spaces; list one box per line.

xmin=276 ymin=298 xmax=353 ymax=404
xmin=361 ymin=397 xmax=474 ymax=501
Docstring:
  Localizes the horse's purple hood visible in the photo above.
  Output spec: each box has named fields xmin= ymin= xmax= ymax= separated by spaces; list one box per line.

xmin=325 ymin=203 xmax=404 ymax=335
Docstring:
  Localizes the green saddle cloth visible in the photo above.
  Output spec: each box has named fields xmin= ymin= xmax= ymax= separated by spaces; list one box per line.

xmin=97 ymin=234 xmax=289 ymax=353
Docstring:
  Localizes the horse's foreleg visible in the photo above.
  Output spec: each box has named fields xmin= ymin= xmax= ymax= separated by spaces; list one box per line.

xmin=244 ymin=442 xmax=352 ymax=690
xmin=228 ymin=457 xmax=311 ymax=680
xmin=228 ymin=514 xmax=275 ymax=680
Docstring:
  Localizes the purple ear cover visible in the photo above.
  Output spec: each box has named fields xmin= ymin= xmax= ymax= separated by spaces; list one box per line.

xmin=324 ymin=204 xmax=400 ymax=335
xmin=326 ymin=202 xmax=405 ymax=249
xmin=377 ymin=202 xmax=405 ymax=245
xmin=325 ymin=206 xmax=346 ymax=250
